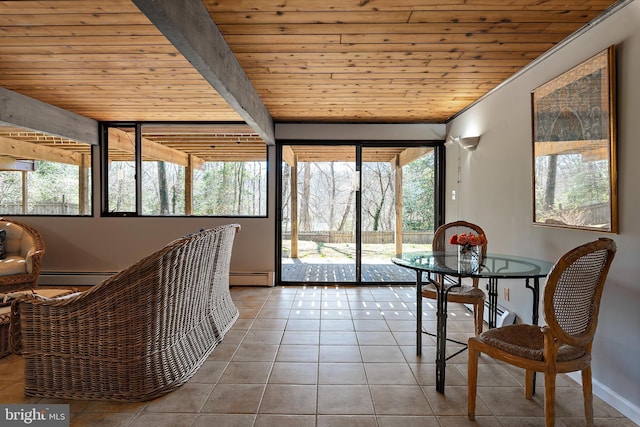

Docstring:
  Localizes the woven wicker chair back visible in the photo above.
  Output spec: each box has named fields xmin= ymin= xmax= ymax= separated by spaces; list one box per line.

xmin=10 ymin=223 xmax=240 ymax=401
xmin=543 ymin=238 xmax=616 ymax=348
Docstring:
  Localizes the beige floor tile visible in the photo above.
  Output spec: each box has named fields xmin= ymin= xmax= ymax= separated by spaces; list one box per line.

xmin=317 ymin=385 xmax=375 ymax=415
xmin=385 ymin=320 xmax=418 ymax=332
xmin=321 ymin=300 xmax=351 ymax=310
xmin=232 ymin=343 xmax=279 ymax=362
xmin=390 ymin=331 xmax=420 ymax=346
xmin=318 ymin=414 xmax=378 ymax=426
xmin=498 ymin=417 xmax=569 ymax=427
xmin=192 ymin=414 xmax=257 ymax=427
xmin=70 ymin=412 xmax=138 ymax=427
xmin=369 ymin=385 xmax=433 ymax=415
xmin=319 ymin=363 xmax=367 ymax=385
xmin=289 ymin=309 xmax=321 ymax=319
xmin=476 ymin=386 xmax=545 ymax=417
xmin=319 ymin=345 xmax=362 ymax=363
xmin=350 ymin=308 xmax=386 ymax=318
xmin=218 ymin=361 xmax=273 ymax=384
xmin=409 ymin=363 xmax=467 ymax=387
xmin=128 ymin=413 xmax=197 ymax=427
xmin=260 ymin=301 xmax=294 ymax=310
xmin=259 ymin=384 xmax=317 ymax=414
xmin=281 ymin=330 xmax=320 ymax=345
xmin=80 ymin=399 xmax=144 ymax=414
xmin=364 ymin=362 xmax=418 ymax=384
xmin=143 ymin=383 xmax=214 ymax=413
xmin=269 ymin=362 xmax=318 ymax=384
xmin=353 ymin=319 xmax=390 ymax=331
xmin=437 ymin=415 xmax=506 ymax=426
xmin=256 ymin=308 xmax=291 ymax=319
xmin=206 ymin=342 xmax=239 ymax=362
xmin=219 ymin=329 xmax=246 ymax=344
xmin=249 ymin=318 xmax=288 ymax=331
xmin=321 ymin=319 xmax=356 ymax=331
xmin=321 ymin=309 xmax=353 ymax=319
xmin=276 ymin=345 xmax=319 ymax=363
xmin=286 ymin=319 xmax=321 ymax=330
xmin=356 ymin=331 xmax=397 ymax=346
xmin=423 ymin=385 xmax=489 ymax=417
xmin=360 ymin=345 xmax=406 ymax=362
xmin=376 ymin=415 xmax=440 ymax=427
xmin=201 ymin=383 xmax=265 ymax=414
xmin=188 ymin=361 xmax=228 ymax=384
xmin=254 ymin=414 xmax=316 ymax=427
xmin=242 ymin=329 xmax=285 ymax=345
xmin=320 ymin=331 xmax=359 ymax=345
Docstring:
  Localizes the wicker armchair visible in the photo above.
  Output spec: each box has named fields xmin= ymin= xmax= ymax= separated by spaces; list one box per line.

xmin=10 ymin=224 xmax=240 ymax=401
xmin=0 ymin=218 xmax=45 ymax=293
xmin=423 ymin=220 xmax=488 ymax=336
xmin=468 ymin=238 xmax=616 ymax=427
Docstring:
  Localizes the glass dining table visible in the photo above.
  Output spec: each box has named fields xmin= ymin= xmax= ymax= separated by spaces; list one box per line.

xmin=392 ymin=251 xmax=554 ymax=393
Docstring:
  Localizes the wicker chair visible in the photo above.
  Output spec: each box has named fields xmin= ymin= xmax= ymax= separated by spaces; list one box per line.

xmin=467 ymin=238 xmax=617 ymax=427
xmin=0 ymin=218 xmax=45 ymax=293
xmin=10 ymin=224 xmax=240 ymax=401
xmin=423 ymin=220 xmax=487 ymax=336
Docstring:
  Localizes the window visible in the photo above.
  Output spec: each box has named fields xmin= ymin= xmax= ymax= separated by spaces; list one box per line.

xmin=0 ymin=126 xmax=92 ymax=216
xmin=103 ymin=123 xmax=267 ymax=217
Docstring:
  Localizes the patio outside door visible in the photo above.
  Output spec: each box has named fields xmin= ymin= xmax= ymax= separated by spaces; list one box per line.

xmin=279 ymin=143 xmax=439 ymax=285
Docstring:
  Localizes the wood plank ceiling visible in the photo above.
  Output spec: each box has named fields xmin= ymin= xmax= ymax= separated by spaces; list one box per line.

xmin=0 ymin=0 xmax=620 ymax=163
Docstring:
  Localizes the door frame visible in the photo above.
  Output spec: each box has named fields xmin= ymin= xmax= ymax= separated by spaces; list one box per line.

xmin=276 ymin=139 xmax=445 ymax=285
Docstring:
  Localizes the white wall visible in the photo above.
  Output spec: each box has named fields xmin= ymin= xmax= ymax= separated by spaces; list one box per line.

xmin=446 ymin=1 xmax=640 ymax=421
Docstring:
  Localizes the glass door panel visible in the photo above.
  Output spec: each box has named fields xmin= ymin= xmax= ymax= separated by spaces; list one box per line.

xmin=281 ymin=145 xmax=357 ymax=283
xmin=361 ymin=146 xmax=436 ymax=283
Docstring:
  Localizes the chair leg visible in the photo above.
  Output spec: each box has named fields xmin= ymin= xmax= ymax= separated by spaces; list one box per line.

xmin=544 ymin=371 xmax=557 ymax=427
xmin=475 ymin=300 xmax=484 ymax=335
xmin=525 ymin=369 xmax=534 ymax=399
xmin=582 ymin=366 xmax=594 ymax=427
xmin=467 ymin=341 xmax=479 ymax=420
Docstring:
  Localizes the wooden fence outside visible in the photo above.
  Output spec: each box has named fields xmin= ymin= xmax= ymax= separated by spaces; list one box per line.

xmin=283 ymin=231 xmax=433 ymax=245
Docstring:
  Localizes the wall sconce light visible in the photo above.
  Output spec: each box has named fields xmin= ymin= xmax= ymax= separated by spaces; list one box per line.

xmin=449 ymin=135 xmax=481 ymax=151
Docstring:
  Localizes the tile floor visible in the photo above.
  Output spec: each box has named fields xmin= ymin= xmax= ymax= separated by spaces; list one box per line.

xmin=0 ymin=285 xmax=635 ymax=427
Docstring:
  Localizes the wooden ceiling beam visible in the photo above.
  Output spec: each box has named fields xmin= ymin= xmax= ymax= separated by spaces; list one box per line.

xmin=0 ymin=135 xmax=83 ymax=165
xmin=131 ymin=0 xmax=275 ymax=144
xmin=107 ymin=127 xmax=206 ymax=169
xmin=0 ymin=87 xmax=98 ymax=145
xmin=398 ymin=147 xmax=434 ymax=167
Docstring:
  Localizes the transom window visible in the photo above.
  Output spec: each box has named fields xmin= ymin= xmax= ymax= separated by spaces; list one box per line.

xmin=102 ymin=123 xmax=267 ymax=217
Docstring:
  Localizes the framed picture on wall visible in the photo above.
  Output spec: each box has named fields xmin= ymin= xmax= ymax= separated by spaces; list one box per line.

xmin=531 ymin=46 xmax=617 ymax=232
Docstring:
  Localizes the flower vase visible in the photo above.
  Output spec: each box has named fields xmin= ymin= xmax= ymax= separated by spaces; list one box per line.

xmin=458 ymin=245 xmax=480 ymax=273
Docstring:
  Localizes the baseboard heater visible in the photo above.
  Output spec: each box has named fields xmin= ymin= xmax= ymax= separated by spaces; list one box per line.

xmin=229 ymin=271 xmax=274 ymax=287
xmin=40 ymin=271 xmax=117 ymax=287
xmin=41 ymin=271 xmax=275 ymax=287
xmin=464 ymin=301 xmax=516 ymax=328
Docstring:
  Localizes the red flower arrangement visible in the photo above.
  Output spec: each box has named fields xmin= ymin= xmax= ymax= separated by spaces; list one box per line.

xmin=449 ymin=232 xmax=487 ymax=251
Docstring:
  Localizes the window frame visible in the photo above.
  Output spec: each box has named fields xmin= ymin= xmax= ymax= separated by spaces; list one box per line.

xmin=100 ymin=121 xmax=269 ymax=218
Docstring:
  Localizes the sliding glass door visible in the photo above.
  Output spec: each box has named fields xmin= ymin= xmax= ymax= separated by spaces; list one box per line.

xmin=279 ymin=142 xmax=441 ymax=285
xmin=280 ymin=145 xmax=357 ymax=283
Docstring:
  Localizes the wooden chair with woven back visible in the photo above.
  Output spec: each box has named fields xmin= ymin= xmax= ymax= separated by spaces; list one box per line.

xmin=467 ymin=237 xmax=617 ymax=427
xmin=423 ymin=220 xmax=488 ymax=337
